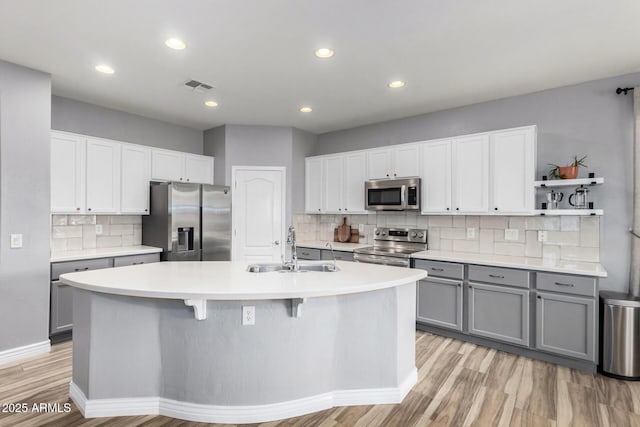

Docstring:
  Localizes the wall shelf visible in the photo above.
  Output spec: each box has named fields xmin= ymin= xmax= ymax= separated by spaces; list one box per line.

xmin=534 ymin=209 xmax=603 ymax=216
xmin=534 ymin=177 xmax=604 ymax=188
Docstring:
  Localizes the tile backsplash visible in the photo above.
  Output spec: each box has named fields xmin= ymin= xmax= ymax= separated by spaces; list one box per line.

xmin=51 ymin=215 xmax=142 ymax=252
xmin=293 ymin=212 xmax=601 ymax=263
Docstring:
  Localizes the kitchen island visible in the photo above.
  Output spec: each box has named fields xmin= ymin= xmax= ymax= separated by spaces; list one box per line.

xmin=60 ymin=261 xmax=427 ymax=424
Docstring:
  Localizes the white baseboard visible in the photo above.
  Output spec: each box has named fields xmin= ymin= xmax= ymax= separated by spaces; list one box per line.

xmin=69 ymin=368 xmax=418 ymax=424
xmin=0 ymin=340 xmax=50 ymax=366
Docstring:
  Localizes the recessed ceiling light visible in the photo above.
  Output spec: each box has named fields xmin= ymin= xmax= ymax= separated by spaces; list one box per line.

xmin=300 ymin=107 xmax=313 ymax=113
xmin=314 ymin=48 xmax=334 ymax=59
xmin=95 ymin=64 xmax=115 ymax=74
xmin=165 ymin=38 xmax=186 ymax=50
xmin=204 ymin=100 xmax=218 ymax=107
xmin=388 ymin=80 xmax=406 ymax=89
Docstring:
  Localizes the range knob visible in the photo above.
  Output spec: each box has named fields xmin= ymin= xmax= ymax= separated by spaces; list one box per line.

xmin=410 ymin=232 xmax=417 ymax=238
xmin=381 ymin=231 xmax=387 ymax=236
xmin=417 ymin=232 xmax=424 ymax=238
xmin=375 ymin=230 xmax=380 ymax=235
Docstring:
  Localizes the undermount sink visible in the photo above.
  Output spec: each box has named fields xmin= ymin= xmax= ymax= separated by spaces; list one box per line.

xmin=246 ymin=262 xmax=340 ymax=273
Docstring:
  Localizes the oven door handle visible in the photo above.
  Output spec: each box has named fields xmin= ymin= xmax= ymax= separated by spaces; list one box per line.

xmin=353 ymin=253 xmax=410 ymax=268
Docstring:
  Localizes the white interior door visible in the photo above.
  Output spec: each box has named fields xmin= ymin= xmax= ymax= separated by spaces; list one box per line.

xmin=232 ymin=167 xmax=285 ymax=262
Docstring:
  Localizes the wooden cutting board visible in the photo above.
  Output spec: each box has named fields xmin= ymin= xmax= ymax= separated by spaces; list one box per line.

xmin=337 ymin=217 xmax=351 ymax=242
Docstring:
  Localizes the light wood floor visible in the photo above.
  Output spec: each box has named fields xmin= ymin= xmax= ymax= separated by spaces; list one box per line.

xmin=2 ymin=331 xmax=640 ymax=426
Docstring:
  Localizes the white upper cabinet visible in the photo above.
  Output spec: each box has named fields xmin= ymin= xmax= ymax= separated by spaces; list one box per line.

xmin=305 ymin=151 xmax=367 ymax=214
xmin=490 ymin=127 xmax=536 ymax=213
xmin=367 ymin=148 xmax=393 ymax=179
xmin=452 ymin=134 xmax=490 ymax=213
xmin=367 ymin=144 xmax=420 ymax=179
xmin=51 ymin=131 xmax=86 ymax=214
xmin=184 ymin=154 xmax=214 ymax=184
xmin=121 ymin=144 xmax=151 ymax=214
xmin=305 ymin=157 xmax=322 ymax=213
xmin=323 ymin=155 xmax=345 ymax=213
xmin=85 ymin=138 xmax=121 ymax=214
xmin=393 ymin=144 xmax=420 ymax=178
xmin=420 ymin=140 xmax=452 ymax=213
xmin=151 ymin=149 xmax=214 ymax=184
xmin=343 ymin=151 xmax=366 ymax=213
xmin=151 ymin=149 xmax=184 ymax=182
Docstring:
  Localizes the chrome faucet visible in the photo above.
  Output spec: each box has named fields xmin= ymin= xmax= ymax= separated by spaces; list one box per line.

xmin=325 ymin=242 xmax=337 ymax=271
xmin=287 ymin=225 xmax=299 ymax=271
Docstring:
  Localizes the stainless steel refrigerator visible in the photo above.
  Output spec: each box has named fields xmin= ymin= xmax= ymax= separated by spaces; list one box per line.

xmin=142 ymin=182 xmax=231 ymax=261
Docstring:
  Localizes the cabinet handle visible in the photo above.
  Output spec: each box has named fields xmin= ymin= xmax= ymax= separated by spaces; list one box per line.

xmin=132 ymin=262 xmax=145 ymax=265
xmin=446 ymin=207 xmax=450 ymax=211
xmin=456 ymin=208 xmax=459 ymax=211
xmin=457 ymin=283 xmax=461 ymax=287
xmin=339 ymin=208 xmax=342 ymax=211
xmin=76 ymin=207 xmax=80 ymax=211
xmin=180 ymin=177 xmax=183 ymax=181
xmin=345 ymin=208 xmax=348 ymax=211
xmin=301 ymin=252 xmax=310 ymax=256
xmin=336 ymin=256 xmax=342 ymax=260
xmin=489 ymin=274 xmax=505 ymax=279
xmin=431 ymin=267 xmax=444 ymax=271
xmin=386 ymin=174 xmax=389 ymax=177
xmin=88 ymin=208 xmax=92 ymax=211
xmin=74 ymin=267 xmax=89 ymax=272
xmin=145 ymin=209 xmax=148 ymax=212
xmin=394 ymin=173 xmax=397 ymax=177
xmin=318 ymin=208 xmax=321 ymax=212
xmin=187 ymin=179 xmax=190 ymax=182
xmin=494 ymin=207 xmax=498 ymax=211
xmin=554 ymin=282 xmax=574 ymax=287
xmin=537 ymin=295 xmax=542 ymax=299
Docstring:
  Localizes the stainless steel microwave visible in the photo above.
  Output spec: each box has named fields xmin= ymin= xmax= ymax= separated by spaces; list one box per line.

xmin=365 ymin=177 xmax=421 ymax=211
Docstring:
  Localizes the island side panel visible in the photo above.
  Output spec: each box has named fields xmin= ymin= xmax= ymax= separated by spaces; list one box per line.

xmin=73 ymin=290 xmax=163 ymax=399
xmin=159 ymin=298 xmax=338 ymax=405
xmin=72 ymin=284 xmax=417 ymax=407
xmin=333 ymin=284 xmax=415 ymax=390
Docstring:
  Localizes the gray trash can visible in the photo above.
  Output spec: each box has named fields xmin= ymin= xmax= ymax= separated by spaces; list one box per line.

xmin=600 ymin=291 xmax=640 ymax=380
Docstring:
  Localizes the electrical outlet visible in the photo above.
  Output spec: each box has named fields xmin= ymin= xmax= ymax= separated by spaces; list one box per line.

xmin=538 ymin=231 xmax=548 ymax=242
xmin=504 ymin=229 xmax=519 ymax=241
xmin=95 ymin=224 xmax=103 ymax=235
xmin=10 ymin=234 xmax=23 ymax=248
xmin=466 ymin=228 xmax=476 ymax=239
xmin=242 ymin=306 xmax=255 ymax=326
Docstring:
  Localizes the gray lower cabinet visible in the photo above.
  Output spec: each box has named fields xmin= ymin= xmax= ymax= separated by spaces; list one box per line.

xmin=297 ymin=248 xmax=321 ymax=260
xmin=321 ymin=250 xmax=353 ymax=262
xmin=468 ymin=282 xmax=530 ymax=346
xmin=50 ymin=281 xmax=74 ymax=334
xmin=536 ymin=291 xmax=596 ymax=361
xmin=50 ymin=252 xmax=159 ymax=339
xmin=417 ymin=277 xmax=463 ymax=331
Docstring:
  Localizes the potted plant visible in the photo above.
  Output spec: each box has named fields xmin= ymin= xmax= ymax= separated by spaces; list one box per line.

xmin=548 ymin=155 xmax=587 ymax=179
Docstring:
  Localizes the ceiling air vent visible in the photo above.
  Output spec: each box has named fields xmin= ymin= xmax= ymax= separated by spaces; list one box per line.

xmin=184 ymin=79 xmax=215 ymax=93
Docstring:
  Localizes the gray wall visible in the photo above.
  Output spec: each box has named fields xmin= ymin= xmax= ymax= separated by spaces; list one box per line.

xmin=0 ymin=60 xmax=51 ymax=351
xmin=315 ymin=73 xmax=640 ymax=292
xmin=51 ymin=96 xmax=203 ymax=154
xmin=203 ymin=125 xmax=226 ymax=185
xmin=292 ymin=128 xmax=318 ymax=214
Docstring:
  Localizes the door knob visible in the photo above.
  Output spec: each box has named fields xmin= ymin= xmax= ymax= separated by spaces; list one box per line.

xmin=274 ymin=240 xmax=280 ymax=245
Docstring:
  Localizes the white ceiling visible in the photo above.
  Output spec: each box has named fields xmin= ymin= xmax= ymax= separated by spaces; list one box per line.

xmin=1 ymin=0 xmax=639 ymax=134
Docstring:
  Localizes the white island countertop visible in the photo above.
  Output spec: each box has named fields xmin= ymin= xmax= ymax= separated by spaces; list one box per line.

xmin=51 ymin=245 xmax=163 ymax=263
xmin=411 ymin=250 xmax=608 ymax=278
xmin=60 ymin=261 xmax=428 ymax=300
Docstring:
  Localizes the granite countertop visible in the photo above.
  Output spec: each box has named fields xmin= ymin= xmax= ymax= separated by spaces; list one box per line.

xmin=411 ymin=250 xmax=608 ymax=278
xmin=51 ymin=245 xmax=163 ymax=263
xmin=59 ymin=261 xmax=427 ymax=300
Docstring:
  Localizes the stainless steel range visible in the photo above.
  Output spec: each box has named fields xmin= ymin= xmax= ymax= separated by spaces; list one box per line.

xmin=353 ymin=227 xmax=427 ymax=267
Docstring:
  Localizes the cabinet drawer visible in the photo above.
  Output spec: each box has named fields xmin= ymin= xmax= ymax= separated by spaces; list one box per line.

xmin=413 ymin=260 xmax=464 ymax=280
xmin=297 ymin=248 xmax=321 ymax=260
xmin=536 ymin=272 xmax=596 ymax=297
xmin=322 ymin=250 xmax=353 ymax=262
xmin=113 ymin=253 xmax=160 ymax=267
xmin=469 ymin=265 xmax=530 ymax=288
xmin=51 ymin=258 xmax=113 ymax=280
